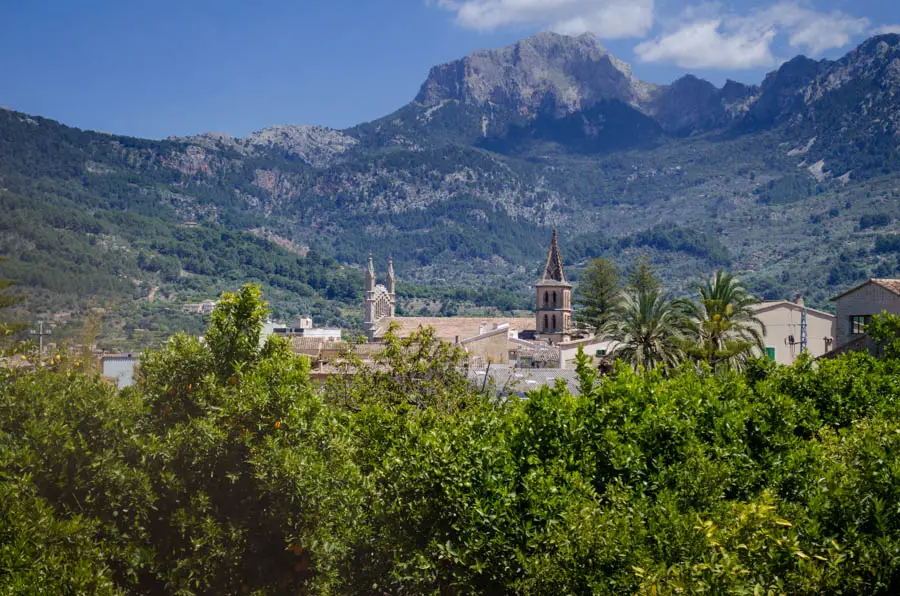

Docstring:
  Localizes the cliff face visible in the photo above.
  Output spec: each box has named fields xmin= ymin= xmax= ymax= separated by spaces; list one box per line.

xmin=173 ymin=125 xmax=358 ymax=169
xmin=414 ymin=32 xmax=655 ymax=117
xmin=409 ymin=31 xmax=900 ymax=147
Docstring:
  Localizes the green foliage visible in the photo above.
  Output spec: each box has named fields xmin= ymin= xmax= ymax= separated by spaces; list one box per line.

xmin=621 ymin=224 xmax=731 ymax=266
xmin=628 ymin=255 xmax=662 ymax=295
xmin=574 ymin=257 xmax=622 ymax=333
xmin=324 ymin=323 xmax=476 ymax=416
xmin=865 ymin=311 xmax=900 ymax=358
xmin=683 ymin=270 xmax=766 ymax=371
xmin=203 ymin=285 xmax=269 ymax=380
xmin=860 ymin=212 xmax=892 ymax=230
xmin=755 ymin=173 xmax=815 ymax=205
xmin=874 ymin=234 xmax=900 ymax=254
xmin=605 ymin=285 xmax=693 ymax=370
xmin=0 ymin=481 xmax=121 ymax=594
xmin=0 ymin=257 xmax=26 ymax=342
xmin=6 ymin=272 xmax=900 ymax=594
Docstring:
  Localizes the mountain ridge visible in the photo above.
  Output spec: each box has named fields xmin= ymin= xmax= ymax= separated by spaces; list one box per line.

xmin=2 ymin=32 xmax=900 ymax=340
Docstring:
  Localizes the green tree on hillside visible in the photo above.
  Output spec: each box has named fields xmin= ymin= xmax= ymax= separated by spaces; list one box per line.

xmin=684 ymin=270 xmax=766 ymax=371
xmin=628 ymin=255 xmax=661 ymax=294
xmin=574 ymin=257 xmax=622 ymax=334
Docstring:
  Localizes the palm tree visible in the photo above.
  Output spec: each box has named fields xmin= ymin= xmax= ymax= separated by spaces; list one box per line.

xmin=604 ymin=287 xmax=693 ymax=370
xmin=685 ymin=270 xmax=766 ymax=371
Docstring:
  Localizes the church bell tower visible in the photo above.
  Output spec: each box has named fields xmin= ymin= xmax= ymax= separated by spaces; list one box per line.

xmin=536 ymin=228 xmax=572 ymax=341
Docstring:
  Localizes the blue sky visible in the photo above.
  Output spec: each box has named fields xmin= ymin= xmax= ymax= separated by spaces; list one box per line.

xmin=1 ymin=0 xmax=897 ymax=139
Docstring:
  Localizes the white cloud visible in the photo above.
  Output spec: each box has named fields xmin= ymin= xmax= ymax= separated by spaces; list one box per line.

xmin=634 ymin=19 xmax=776 ymax=68
xmin=434 ymin=0 xmax=654 ymax=38
xmin=754 ymin=3 xmax=868 ymax=55
xmin=873 ymin=24 xmax=900 ymax=35
xmin=634 ymin=2 xmax=870 ymax=69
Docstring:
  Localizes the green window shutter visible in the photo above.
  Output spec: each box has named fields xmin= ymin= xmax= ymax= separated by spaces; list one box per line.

xmin=765 ymin=347 xmax=776 ymax=361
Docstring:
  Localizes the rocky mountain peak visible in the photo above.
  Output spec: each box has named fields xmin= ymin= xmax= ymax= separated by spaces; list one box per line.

xmin=414 ymin=31 xmax=654 ymax=116
xmin=245 ymin=125 xmax=357 ymax=167
xmin=175 ymin=125 xmax=357 ymax=168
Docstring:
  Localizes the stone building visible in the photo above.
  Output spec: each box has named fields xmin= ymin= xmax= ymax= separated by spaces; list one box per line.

xmin=534 ymin=228 xmax=572 ymax=343
xmin=362 ymin=254 xmax=397 ymax=341
xmin=820 ymin=278 xmax=900 ymax=357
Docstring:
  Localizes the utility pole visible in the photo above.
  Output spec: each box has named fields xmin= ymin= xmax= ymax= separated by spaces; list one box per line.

xmin=796 ymin=296 xmax=808 ymax=354
xmin=30 ymin=320 xmax=51 ymax=360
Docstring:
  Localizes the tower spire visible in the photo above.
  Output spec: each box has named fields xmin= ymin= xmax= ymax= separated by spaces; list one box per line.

xmin=541 ymin=228 xmax=568 ymax=283
xmin=386 ymin=256 xmax=395 ymax=294
xmin=365 ymin=253 xmax=375 ymax=292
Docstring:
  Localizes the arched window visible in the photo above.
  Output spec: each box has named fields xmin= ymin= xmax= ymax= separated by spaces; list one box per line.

xmin=552 ymin=291 xmax=557 ymax=306
xmin=544 ymin=291 xmax=549 ymax=306
xmin=552 ymin=314 xmax=557 ymax=330
xmin=544 ymin=314 xmax=549 ymax=329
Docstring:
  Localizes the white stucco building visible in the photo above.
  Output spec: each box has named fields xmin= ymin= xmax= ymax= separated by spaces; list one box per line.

xmin=751 ymin=299 xmax=836 ymax=364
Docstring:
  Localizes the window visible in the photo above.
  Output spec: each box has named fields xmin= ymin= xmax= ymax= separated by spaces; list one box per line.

xmin=551 ymin=314 xmax=557 ymax=330
xmin=543 ymin=314 xmax=548 ymax=329
xmin=552 ymin=291 xmax=557 ymax=306
xmin=851 ymin=315 xmax=870 ymax=335
xmin=765 ymin=346 xmax=776 ymax=361
xmin=544 ymin=291 xmax=549 ymax=306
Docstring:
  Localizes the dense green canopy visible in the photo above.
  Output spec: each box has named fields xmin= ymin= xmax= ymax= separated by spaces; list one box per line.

xmin=3 ymin=286 xmax=900 ymax=594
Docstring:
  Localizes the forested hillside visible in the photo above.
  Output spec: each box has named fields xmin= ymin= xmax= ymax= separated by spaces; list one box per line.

xmin=2 ymin=33 xmax=900 ymax=342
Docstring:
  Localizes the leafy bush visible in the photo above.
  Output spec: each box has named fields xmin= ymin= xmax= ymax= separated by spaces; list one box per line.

xmin=860 ymin=213 xmax=892 ymax=230
xmin=4 ymin=285 xmax=900 ymax=593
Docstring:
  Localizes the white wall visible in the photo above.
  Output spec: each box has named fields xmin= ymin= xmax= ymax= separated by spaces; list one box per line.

xmin=753 ymin=303 xmax=835 ymax=364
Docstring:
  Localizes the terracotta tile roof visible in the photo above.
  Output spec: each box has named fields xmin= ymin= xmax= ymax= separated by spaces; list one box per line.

xmin=468 ymin=366 xmax=581 ymax=396
xmin=386 ymin=317 xmax=534 ymax=342
xmin=290 ymin=338 xmax=381 ymax=359
xmin=831 ymin=278 xmax=900 ymax=301
xmin=291 ymin=337 xmax=324 ymax=356
xmin=873 ymin=279 xmax=900 ymax=295
xmin=509 ymin=338 xmax=560 ymax=362
xmin=751 ymin=300 xmax=836 ymax=319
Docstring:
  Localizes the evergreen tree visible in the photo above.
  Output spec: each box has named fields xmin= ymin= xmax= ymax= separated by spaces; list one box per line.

xmin=574 ymin=257 xmax=621 ymax=333
xmin=628 ymin=255 xmax=661 ymax=294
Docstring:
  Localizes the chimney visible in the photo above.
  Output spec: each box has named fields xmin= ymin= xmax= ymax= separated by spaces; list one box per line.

xmin=479 ymin=321 xmax=487 ymax=335
xmin=795 ymin=296 xmax=805 ymax=307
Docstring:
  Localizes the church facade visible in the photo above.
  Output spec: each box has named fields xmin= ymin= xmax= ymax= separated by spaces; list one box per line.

xmin=361 ymin=255 xmax=397 ymax=341
xmin=363 ymin=230 xmax=573 ymax=344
